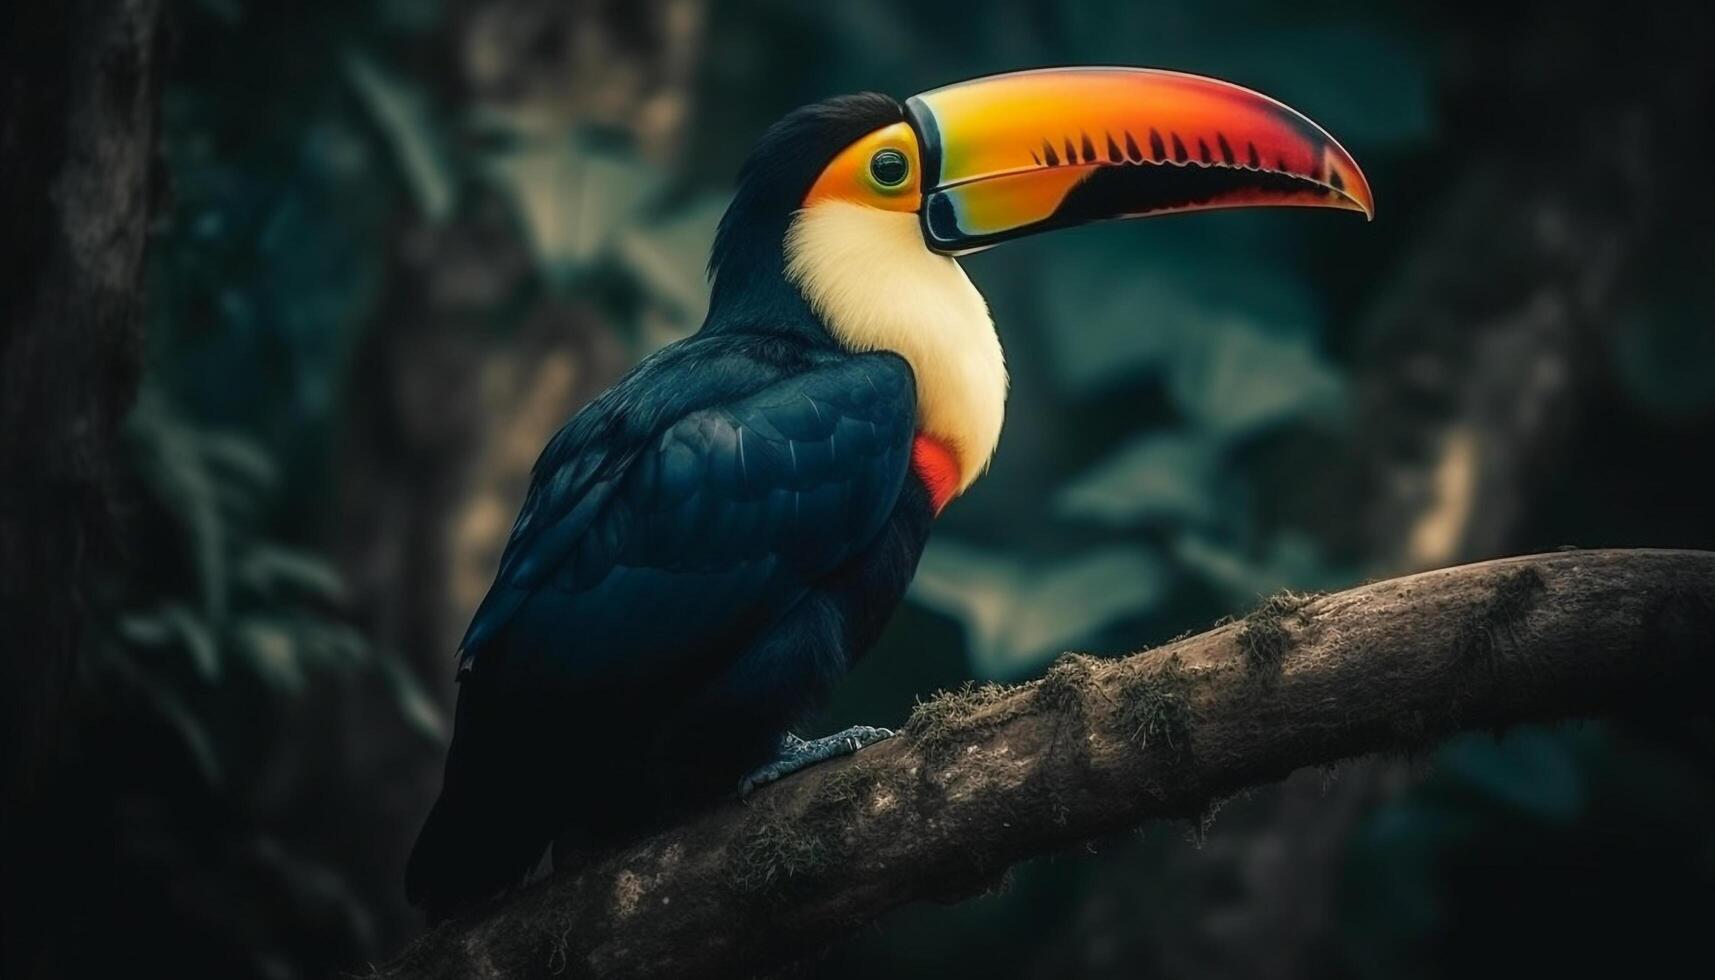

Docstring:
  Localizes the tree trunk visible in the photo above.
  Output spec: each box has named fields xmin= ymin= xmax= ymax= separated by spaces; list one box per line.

xmin=0 ymin=0 xmax=161 ymax=976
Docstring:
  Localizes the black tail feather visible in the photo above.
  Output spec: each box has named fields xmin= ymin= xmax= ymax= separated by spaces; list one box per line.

xmin=405 ymin=782 xmax=551 ymax=923
xmin=406 ymin=679 xmax=557 ymax=922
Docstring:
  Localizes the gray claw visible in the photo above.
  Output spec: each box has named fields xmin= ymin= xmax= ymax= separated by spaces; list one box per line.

xmin=738 ymin=725 xmax=895 ymax=798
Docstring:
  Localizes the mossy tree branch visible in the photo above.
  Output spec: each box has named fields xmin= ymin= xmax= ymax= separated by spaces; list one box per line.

xmin=373 ymin=549 xmax=1714 ymax=980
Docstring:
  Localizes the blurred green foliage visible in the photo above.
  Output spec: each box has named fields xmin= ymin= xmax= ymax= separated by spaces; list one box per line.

xmin=83 ymin=390 xmax=442 ymax=977
xmin=150 ymin=0 xmax=1428 ymax=682
xmin=1341 ymin=722 xmax=1715 ymax=978
xmin=107 ymin=389 xmax=443 ymax=781
xmin=116 ymin=0 xmax=1715 ymax=976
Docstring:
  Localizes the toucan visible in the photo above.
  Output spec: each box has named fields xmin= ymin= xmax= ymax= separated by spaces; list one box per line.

xmin=406 ymin=67 xmax=1373 ymax=919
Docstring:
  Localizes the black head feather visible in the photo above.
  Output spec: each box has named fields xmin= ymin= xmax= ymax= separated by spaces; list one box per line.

xmin=704 ymin=93 xmax=904 ymax=335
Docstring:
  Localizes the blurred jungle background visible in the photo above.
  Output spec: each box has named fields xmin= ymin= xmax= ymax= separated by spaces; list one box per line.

xmin=3 ymin=0 xmax=1713 ymax=977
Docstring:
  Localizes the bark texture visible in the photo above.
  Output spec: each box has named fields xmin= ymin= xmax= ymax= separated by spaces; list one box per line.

xmin=0 ymin=1 xmax=160 ymax=976
xmin=372 ymin=548 xmax=1715 ymax=980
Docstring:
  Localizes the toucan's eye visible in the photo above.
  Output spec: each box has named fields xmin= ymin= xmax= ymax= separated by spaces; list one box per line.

xmin=802 ymin=123 xmax=919 ymax=210
xmin=869 ymin=148 xmax=909 ymax=188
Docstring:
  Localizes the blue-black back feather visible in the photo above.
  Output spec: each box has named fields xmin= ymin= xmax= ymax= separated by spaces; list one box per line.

xmin=407 ymin=92 xmax=932 ymax=921
xmin=407 ymin=334 xmax=928 ymax=917
xmin=459 ymin=339 xmax=916 ymax=687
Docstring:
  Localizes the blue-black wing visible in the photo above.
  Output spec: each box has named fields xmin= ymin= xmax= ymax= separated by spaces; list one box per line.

xmin=457 ymin=342 xmax=918 ymax=689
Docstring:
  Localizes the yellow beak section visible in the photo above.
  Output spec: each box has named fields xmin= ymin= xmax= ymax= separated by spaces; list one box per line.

xmin=905 ymin=67 xmax=1374 ymax=253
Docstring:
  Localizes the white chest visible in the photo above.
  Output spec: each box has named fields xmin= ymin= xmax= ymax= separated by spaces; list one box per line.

xmin=784 ymin=201 xmax=1008 ymax=492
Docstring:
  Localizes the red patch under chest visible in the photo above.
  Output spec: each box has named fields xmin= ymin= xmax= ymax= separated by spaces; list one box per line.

xmin=911 ymin=432 xmax=960 ymax=517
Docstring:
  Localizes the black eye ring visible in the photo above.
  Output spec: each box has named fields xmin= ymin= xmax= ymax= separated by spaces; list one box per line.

xmin=869 ymin=148 xmax=910 ymax=187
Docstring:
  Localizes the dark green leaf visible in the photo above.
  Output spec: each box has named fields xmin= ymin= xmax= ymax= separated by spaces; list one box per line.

xmin=238 ymin=546 xmax=349 ymax=604
xmin=233 ymin=618 xmax=305 ymax=693
xmin=344 ymin=49 xmax=457 ymax=221
xmin=106 ymin=651 xmax=222 ymax=786
xmin=376 ymin=653 xmax=449 ymax=745
xmin=911 ymin=539 xmax=1172 ymax=678
xmin=1057 ymin=431 xmax=1224 ymax=528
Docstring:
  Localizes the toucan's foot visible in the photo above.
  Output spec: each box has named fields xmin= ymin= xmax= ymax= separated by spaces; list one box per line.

xmin=738 ymin=726 xmax=893 ymax=798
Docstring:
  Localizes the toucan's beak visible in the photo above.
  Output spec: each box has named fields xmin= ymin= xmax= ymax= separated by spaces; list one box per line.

xmin=905 ymin=67 xmax=1374 ymax=254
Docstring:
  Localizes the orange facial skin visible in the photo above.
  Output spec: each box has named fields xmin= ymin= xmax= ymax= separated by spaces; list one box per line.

xmin=802 ymin=122 xmax=923 ymax=210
